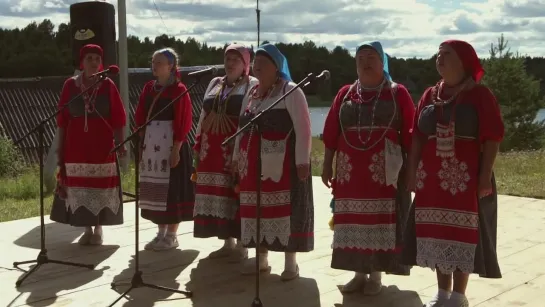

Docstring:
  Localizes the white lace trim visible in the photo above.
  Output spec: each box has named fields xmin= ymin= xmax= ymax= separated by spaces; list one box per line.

xmin=194 ymin=194 xmax=237 ymax=219
xmin=415 ymin=208 xmax=478 ymax=229
xmin=196 ymin=172 xmax=232 ymax=188
xmin=332 ymin=223 xmax=396 ymax=251
xmin=334 ymin=198 xmax=395 ymax=214
xmin=438 ymin=157 xmax=470 ymax=195
xmin=241 ymin=216 xmax=291 ymax=246
xmin=239 ymin=191 xmax=291 ymax=207
xmin=66 ymin=187 xmax=120 ymax=216
xmin=416 ymin=237 xmax=476 ymax=274
xmin=335 ymin=151 xmax=352 ymax=185
xmin=65 ymin=162 xmax=117 ymax=177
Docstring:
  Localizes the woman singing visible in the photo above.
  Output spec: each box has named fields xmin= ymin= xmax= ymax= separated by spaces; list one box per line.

xmin=322 ymin=41 xmax=414 ymax=295
xmin=404 ymin=40 xmax=504 ymax=307
xmin=135 ymin=48 xmax=195 ymax=251
xmin=233 ymin=43 xmax=314 ymax=281
xmin=50 ymin=44 xmax=127 ymax=246
xmin=193 ymin=44 xmax=258 ymax=262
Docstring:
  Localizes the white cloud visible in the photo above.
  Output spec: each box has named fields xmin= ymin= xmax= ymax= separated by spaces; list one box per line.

xmin=0 ymin=0 xmax=543 ymax=59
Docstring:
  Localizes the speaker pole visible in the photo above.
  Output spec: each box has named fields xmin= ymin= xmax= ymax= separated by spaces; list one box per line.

xmin=117 ymin=0 xmax=130 ymax=172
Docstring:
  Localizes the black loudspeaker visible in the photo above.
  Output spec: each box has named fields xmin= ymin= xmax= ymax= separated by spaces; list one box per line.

xmin=70 ymin=1 xmax=117 ymax=69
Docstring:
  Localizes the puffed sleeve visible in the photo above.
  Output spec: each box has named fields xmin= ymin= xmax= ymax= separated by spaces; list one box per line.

xmin=475 ymin=85 xmax=504 ymax=142
xmin=232 ymin=81 xmax=258 ymax=162
xmin=322 ymin=84 xmax=351 ymax=151
xmin=173 ymin=83 xmax=192 ymax=142
xmin=56 ymin=78 xmax=74 ymax=128
xmin=134 ymin=82 xmax=151 ymax=128
xmin=411 ymin=87 xmax=433 ymax=138
xmin=285 ymin=84 xmax=312 ymax=166
xmin=394 ymin=84 xmax=416 ymax=149
xmin=107 ymin=78 xmax=127 ymax=129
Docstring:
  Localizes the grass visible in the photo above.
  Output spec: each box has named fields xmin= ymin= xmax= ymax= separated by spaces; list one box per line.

xmin=1 ymin=139 xmax=544 ymax=223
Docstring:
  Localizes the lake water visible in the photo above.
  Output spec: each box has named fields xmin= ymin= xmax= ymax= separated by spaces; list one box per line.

xmin=308 ymin=107 xmax=545 ymax=136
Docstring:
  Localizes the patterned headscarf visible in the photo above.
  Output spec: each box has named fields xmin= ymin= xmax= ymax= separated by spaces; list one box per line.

xmin=79 ymin=44 xmax=104 ymax=71
xmin=440 ymin=40 xmax=484 ymax=82
xmin=225 ymin=43 xmax=251 ymax=76
xmin=256 ymin=43 xmax=292 ymax=81
xmin=356 ymin=41 xmax=392 ymax=82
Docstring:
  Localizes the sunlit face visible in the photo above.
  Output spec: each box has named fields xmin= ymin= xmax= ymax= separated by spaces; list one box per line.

xmin=252 ymin=53 xmax=277 ymax=82
xmin=224 ymin=50 xmax=245 ymax=79
xmin=82 ymin=53 xmax=101 ymax=76
xmin=356 ymin=47 xmax=384 ymax=84
xmin=151 ymin=53 xmax=173 ymax=78
xmin=436 ymin=44 xmax=465 ymax=83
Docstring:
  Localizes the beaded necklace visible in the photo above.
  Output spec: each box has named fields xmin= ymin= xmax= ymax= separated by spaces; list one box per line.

xmin=81 ymin=76 xmax=101 ymax=132
xmin=201 ymin=76 xmax=244 ymax=134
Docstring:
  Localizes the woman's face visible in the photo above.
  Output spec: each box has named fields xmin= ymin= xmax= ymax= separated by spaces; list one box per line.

xmin=82 ymin=53 xmax=102 ymax=76
xmin=356 ymin=48 xmax=384 ymax=84
xmin=436 ymin=44 xmax=465 ymax=84
xmin=152 ymin=53 xmax=173 ymax=78
xmin=224 ymin=50 xmax=245 ymax=79
xmin=253 ymin=54 xmax=277 ymax=82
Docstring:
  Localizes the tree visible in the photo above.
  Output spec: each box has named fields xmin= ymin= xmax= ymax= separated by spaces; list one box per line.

xmin=482 ymin=34 xmax=545 ymax=151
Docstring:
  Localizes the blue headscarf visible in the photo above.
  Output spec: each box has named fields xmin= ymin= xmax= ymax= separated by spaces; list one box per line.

xmin=356 ymin=41 xmax=392 ymax=81
xmin=256 ymin=43 xmax=292 ymax=82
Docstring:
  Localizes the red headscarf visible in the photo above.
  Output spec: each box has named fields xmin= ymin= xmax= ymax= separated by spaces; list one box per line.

xmin=79 ymin=44 xmax=104 ymax=71
xmin=440 ymin=40 xmax=484 ymax=83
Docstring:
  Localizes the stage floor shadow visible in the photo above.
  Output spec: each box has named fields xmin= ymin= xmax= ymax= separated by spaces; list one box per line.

xmin=186 ymin=256 xmax=321 ymax=306
xmin=333 ymin=285 xmax=423 ymax=307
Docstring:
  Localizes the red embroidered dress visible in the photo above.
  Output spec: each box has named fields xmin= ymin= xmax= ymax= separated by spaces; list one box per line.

xmin=412 ymin=85 xmax=504 ymax=274
xmin=50 ymin=76 xmax=126 ymax=226
xmin=323 ymin=81 xmax=414 ymax=274
xmin=193 ymin=76 xmax=258 ymax=239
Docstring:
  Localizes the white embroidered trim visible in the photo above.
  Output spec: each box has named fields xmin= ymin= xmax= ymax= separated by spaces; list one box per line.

xmin=415 ymin=208 xmax=478 ymax=229
xmin=369 ymin=150 xmax=386 ymax=185
xmin=239 ymin=190 xmax=291 ymax=207
xmin=199 ymin=133 xmax=210 ymax=162
xmin=66 ymin=187 xmax=120 ymax=216
xmin=65 ymin=162 xmax=117 ymax=178
xmin=237 ymin=148 xmax=249 ymax=179
xmin=416 ymin=160 xmax=427 ymax=190
xmin=194 ymin=194 xmax=237 ymax=219
xmin=241 ymin=216 xmax=291 ymax=247
xmin=336 ymin=151 xmax=352 ymax=185
xmin=416 ymin=237 xmax=476 ymax=274
xmin=196 ymin=172 xmax=232 ymax=188
xmin=332 ymin=223 xmax=397 ymax=251
xmin=438 ymin=157 xmax=471 ymax=195
xmin=334 ymin=198 xmax=395 ymax=214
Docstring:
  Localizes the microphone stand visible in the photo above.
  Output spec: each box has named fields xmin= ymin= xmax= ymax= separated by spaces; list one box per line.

xmin=11 ymin=74 xmax=110 ymax=287
xmin=222 ymin=72 xmax=319 ymax=307
xmin=107 ymin=76 xmax=205 ymax=306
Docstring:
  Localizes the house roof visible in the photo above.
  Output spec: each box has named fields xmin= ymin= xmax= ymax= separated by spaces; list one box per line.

xmin=0 ymin=65 xmax=225 ymax=163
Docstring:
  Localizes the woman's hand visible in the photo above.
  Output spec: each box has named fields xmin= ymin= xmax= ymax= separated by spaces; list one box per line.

xmin=478 ymin=173 xmax=493 ymax=198
xmin=170 ymin=148 xmax=181 ymax=168
xmin=321 ymin=164 xmax=333 ymax=188
xmin=297 ymin=164 xmax=310 ymax=180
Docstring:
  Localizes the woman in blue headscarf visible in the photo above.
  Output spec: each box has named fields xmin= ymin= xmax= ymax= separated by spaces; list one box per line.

xmin=322 ymin=41 xmax=415 ymax=294
xmin=232 ymin=43 xmax=314 ymax=281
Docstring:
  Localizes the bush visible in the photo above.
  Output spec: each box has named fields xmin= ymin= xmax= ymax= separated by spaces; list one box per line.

xmin=0 ymin=135 xmax=24 ymax=177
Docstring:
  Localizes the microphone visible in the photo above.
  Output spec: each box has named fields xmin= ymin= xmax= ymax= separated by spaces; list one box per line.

xmin=187 ymin=66 xmax=218 ymax=77
xmin=90 ymin=65 xmax=120 ymax=77
xmin=304 ymin=70 xmax=331 ymax=87
xmin=315 ymin=70 xmax=331 ymax=81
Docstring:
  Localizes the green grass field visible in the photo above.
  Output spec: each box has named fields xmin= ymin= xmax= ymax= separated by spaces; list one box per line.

xmin=1 ymin=138 xmax=543 ymax=223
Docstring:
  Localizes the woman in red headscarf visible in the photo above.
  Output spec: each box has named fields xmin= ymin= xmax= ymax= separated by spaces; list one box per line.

xmin=50 ymin=44 xmax=127 ymax=245
xmin=192 ymin=44 xmax=258 ymax=261
xmin=404 ymin=40 xmax=504 ymax=307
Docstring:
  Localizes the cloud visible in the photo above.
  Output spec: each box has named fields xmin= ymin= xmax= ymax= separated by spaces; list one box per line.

xmin=0 ymin=0 xmax=543 ymax=59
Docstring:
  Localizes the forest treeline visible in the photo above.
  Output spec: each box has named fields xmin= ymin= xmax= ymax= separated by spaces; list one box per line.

xmin=1 ymin=19 xmax=545 ymax=151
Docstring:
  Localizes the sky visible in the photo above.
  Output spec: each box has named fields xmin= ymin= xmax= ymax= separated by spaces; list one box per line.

xmin=0 ymin=0 xmax=544 ymax=59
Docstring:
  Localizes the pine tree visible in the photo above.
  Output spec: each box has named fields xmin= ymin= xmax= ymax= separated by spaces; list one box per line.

xmin=482 ymin=34 xmax=545 ymax=151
